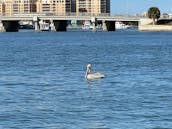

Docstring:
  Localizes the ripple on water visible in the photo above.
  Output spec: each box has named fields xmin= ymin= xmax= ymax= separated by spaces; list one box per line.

xmin=0 ymin=30 xmax=172 ymax=128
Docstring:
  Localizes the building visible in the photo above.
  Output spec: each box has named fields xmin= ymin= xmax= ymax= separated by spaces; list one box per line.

xmin=102 ymin=0 xmax=110 ymax=14
xmin=0 ymin=1 xmax=5 ymax=15
xmin=76 ymin=0 xmax=110 ymax=16
xmin=0 ymin=0 xmax=110 ymax=16
xmin=36 ymin=0 xmax=71 ymax=15
xmin=71 ymin=0 xmax=76 ymax=12
xmin=0 ymin=0 xmax=36 ymax=16
xmin=2 ymin=0 xmax=13 ymax=16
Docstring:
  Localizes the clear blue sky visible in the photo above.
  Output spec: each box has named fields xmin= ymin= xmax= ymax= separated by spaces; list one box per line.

xmin=111 ymin=0 xmax=172 ymax=15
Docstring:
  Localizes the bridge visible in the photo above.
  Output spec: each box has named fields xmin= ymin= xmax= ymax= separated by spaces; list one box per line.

xmin=0 ymin=14 xmax=141 ymax=32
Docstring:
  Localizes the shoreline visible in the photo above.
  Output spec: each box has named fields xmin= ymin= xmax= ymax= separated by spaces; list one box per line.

xmin=139 ymin=25 xmax=172 ymax=32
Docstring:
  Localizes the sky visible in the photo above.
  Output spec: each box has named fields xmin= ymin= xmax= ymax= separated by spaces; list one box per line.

xmin=111 ymin=0 xmax=172 ymax=15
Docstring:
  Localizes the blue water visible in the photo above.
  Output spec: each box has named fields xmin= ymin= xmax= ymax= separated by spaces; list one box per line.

xmin=0 ymin=29 xmax=172 ymax=129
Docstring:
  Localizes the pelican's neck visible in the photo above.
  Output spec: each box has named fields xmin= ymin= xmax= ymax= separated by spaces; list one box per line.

xmin=85 ymin=67 xmax=91 ymax=78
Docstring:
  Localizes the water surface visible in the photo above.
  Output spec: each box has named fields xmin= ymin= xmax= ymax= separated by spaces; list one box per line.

xmin=0 ymin=29 xmax=172 ymax=129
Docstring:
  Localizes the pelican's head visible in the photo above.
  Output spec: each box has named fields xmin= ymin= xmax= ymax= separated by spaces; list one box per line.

xmin=87 ymin=64 xmax=92 ymax=68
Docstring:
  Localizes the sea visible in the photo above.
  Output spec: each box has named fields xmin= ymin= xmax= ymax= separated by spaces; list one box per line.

xmin=0 ymin=29 xmax=172 ymax=129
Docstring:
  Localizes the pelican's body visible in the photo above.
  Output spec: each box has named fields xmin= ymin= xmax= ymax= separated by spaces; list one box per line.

xmin=85 ymin=64 xmax=105 ymax=80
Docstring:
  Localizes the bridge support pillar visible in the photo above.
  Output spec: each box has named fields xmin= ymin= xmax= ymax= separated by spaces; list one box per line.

xmin=34 ymin=21 xmax=40 ymax=31
xmin=0 ymin=21 xmax=5 ymax=32
xmin=91 ymin=17 xmax=97 ymax=32
xmin=33 ymin=16 xmax=40 ymax=31
xmin=51 ymin=20 xmax=67 ymax=32
xmin=92 ymin=22 xmax=96 ymax=32
xmin=50 ymin=19 xmax=56 ymax=32
xmin=102 ymin=20 xmax=107 ymax=31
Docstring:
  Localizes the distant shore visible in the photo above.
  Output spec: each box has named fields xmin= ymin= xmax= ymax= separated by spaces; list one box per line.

xmin=139 ymin=25 xmax=172 ymax=32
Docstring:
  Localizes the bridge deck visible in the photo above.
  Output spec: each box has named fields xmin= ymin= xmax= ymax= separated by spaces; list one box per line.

xmin=0 ymin=15 xmax=140 ymax=22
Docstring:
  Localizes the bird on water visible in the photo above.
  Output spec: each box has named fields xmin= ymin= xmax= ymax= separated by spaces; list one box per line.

xmin=85 ymin=64 xmax=105 ymax=80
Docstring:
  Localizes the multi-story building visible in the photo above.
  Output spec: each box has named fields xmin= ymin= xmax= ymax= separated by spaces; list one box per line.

xmin=0 ymin=1 xmax=5 ymax=15
xmin=0 ymin=0 xmax=110 ymax=16
xmin=101 ymin=0 xmax=110 ymax=14
xmin=2 ymin=0 xmax=13 ymax=16
xmin=76 ymin=0 xmax=110 ymax=16
xmin=71 ymin=0 xmax=76 ymax=12
xmin=36 ymin=0 xmax=71 ymax=15
xmin=0 ymin=0 xmax=36 ymax=16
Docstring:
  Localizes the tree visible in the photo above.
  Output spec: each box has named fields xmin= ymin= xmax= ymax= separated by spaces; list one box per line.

xmin=147 ymin=7 xmax=161 ymax=25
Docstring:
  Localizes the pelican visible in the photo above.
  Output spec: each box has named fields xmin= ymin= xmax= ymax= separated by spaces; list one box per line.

xmin=85 ymin=64 xmax=105 ymax=80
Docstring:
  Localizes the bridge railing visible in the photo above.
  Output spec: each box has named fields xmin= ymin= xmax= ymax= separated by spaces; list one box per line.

xmin=0 ymin=12 xmax=110 ymax=17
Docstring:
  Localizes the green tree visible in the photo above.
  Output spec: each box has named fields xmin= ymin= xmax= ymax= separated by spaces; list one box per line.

xmin=147 ymin=7 xmax=161 ymax=25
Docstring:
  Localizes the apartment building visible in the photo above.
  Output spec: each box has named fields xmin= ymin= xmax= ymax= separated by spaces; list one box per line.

xmin=0 ymin=0 xmax=36 ymax=16
xmin=0 ymin=1 xmax=5 ymax=15
xmin=101 ymin=0 xmax=110 ymax=14
xmin=36 ymin=0 xmax=71 ymax=15
xmin=71 ymin=0 xmax=76 ymax=12
xmin=0 ymin=0 xmax=110 ymax=16
xmin=13 ymin=0 xmax=36 ymax=13
xmin=76 ymin=0 xmax=110 ymax=16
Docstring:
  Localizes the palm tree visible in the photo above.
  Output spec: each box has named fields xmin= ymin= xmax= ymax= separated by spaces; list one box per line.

xmin=147 ymin=7 xmax=161 ymax=25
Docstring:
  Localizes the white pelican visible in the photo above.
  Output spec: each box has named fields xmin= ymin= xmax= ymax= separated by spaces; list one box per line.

xmin=85 ymin=64 xmax=105 ymax=80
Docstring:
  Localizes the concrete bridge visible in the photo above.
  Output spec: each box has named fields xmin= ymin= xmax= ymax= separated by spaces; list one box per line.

xmin=0 ymin=14 xmax=141 ymax=32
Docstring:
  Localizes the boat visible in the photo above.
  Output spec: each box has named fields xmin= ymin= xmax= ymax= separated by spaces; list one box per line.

xmin=39 ymin=20 xmax=50 ymax=31
xmin=19 ymin=21 xmax=33 ymax=29
xmin=82 ymin=20 xmax=93 ymax=30
xmin=115 ymin=21 xmax=130 ymax=29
